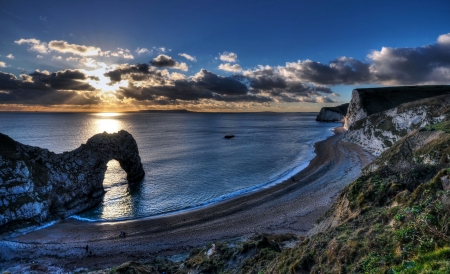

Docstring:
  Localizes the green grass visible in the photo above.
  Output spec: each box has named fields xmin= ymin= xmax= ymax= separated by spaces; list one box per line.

xmin=425 ymin=120 xmax=450 ymax=133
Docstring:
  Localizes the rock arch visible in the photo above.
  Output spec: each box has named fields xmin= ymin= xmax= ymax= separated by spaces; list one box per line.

xmin=0 ymin=130 xmax=145 ymax=234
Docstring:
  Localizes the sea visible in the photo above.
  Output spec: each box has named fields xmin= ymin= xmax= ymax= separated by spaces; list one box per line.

xmin=0 ymin=112 xmax=341 ymax=222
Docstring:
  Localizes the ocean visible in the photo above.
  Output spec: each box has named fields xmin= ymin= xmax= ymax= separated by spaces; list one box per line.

xmin=0 ymin=112 xmax=341 ymax=221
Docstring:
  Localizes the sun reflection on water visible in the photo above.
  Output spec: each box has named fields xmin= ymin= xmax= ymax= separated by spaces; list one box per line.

xmin=95 ymin=112 xmax=122 ymax=117
xmin=99 ymin=160 xmax=134 ymax=220
xmin=96 ymin=119 xmax=121 ymax=133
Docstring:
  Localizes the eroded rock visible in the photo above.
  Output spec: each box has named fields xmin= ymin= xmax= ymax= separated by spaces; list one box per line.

xmin=0 ymin=130 xmax=145 ymax=234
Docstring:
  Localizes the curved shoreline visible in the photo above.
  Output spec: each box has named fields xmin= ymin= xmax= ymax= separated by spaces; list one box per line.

xmin=70 ymin=128 xmax=331 ymax=224
xmin=1 ymin=127 xmax=374 ymax=271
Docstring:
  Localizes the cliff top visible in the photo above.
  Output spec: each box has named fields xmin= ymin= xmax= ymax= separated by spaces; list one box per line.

xmin=354 ymin=85 xmax=450 ymax=117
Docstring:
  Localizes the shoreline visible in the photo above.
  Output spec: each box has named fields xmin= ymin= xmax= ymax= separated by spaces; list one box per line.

xmin=1 ymin=126 xmax=374 ymax=271
xmin=68 ymin=126 xmax=335 ymax=224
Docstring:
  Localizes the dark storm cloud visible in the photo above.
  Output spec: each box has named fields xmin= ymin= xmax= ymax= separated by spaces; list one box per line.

xmin=0 ymin=71 xmax=99 ymax=105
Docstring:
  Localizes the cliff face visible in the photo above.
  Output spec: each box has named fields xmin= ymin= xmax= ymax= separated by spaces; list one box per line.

xmin=0 ymin=130 xmax=145 ymax=234
xmin=344 ymin=85 xmax=450 ymax=130
xmin=316 ymin=103 xmax=349 ymax=122
xmin=343 ymin=94 xmax=450 ymax=155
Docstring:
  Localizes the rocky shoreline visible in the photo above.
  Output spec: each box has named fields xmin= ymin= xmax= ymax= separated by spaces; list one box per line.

xmin=0 ymin=130 xmax=144 ymax=235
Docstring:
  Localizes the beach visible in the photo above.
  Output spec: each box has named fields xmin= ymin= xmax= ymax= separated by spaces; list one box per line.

xmin=0 ymin=127 xmax=373 ymax=271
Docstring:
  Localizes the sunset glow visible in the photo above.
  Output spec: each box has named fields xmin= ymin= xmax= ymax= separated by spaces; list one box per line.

xmin=0 ymin=1 xmax=449 ymax=112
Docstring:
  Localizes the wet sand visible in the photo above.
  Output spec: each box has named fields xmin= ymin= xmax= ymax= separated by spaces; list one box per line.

xmin=0 ymin=127 xmax=374 ymax=271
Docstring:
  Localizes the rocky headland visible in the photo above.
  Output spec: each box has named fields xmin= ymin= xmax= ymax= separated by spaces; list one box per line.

xmin=315 ymin=103 xmax=349 ymax=122
xmin=0 ymin=130 xmax=144 ymax=235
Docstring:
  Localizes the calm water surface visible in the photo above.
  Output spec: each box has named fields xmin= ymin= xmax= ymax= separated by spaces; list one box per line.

xmin=0 ymin=112 xmax=340 ymax=221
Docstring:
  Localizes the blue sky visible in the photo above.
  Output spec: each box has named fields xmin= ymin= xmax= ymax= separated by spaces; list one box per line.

xmin=0 ymin=0 xmax=449 ymax=112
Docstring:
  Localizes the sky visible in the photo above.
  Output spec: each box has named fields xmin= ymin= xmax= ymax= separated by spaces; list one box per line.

xmin=0 ymin=0 xmax=449 ymax=112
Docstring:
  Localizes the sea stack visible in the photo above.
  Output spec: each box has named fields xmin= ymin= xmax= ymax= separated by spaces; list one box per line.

xmin=0 ymin=130 xmax=145 ymax=234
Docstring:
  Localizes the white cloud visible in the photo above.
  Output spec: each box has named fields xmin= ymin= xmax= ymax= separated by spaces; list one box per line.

xmin=177 ymin=62 xmax=188 ymax=71
xmin=48 ymin=40 xmax=100 ymax=56
xmin=219 ymin=52 xmax=237 ymax=62
xmin=6 ymin=54 xmax=15 ymax=59
xmin=0 ymin=61 xmax=6 ymax=67
xmin=159 ymin=47 xmax=166 ymax=52
xmin=136 ymin=47 xmax=151 ymax=55
xmin=178 ymin=53 xmax=197 ymax=62
xmin=52 ymin=56 xmax=62 ymax=60
xmin=37 ymin=55 xmax=44 ymax=58
xmin=66 ymin=57 xmax=79 ymax=62
xmin=169 ymin=71 xmax=187 ymax=80
xmin=15 ymin=38 xmax=48 ymax=54
xmin=218 ymin=63 xmax=242 ymax=72
xmin=437 ymin=33 xmax=450 ymax=45
xmin=115 ymin=48 xmax=134 ymax=59
xmin=79 ymin=57 xmax=107 ymax=68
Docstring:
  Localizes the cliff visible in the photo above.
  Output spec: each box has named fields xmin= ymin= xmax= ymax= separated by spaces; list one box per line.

xmin=344 ymin=94 xmax=450 ymax=155
xmin=0 ymin=130 xmax=144 ymax=234
xmin=316 ymin=103 xmax=349 ymax=122
xmin=344 ymin=85 xmax=450 ymax=130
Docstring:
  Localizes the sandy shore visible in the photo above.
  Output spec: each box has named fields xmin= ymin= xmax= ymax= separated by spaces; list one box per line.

xmin=1 ymin=127 xmax=373 ymax=271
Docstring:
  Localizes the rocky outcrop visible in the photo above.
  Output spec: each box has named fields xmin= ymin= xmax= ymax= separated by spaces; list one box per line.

xmin=316 ymin=103 xmax=349 ymax=122
xmin=0 ymin=130 xmax=145 ymax=234
xmin=344 ymin=85 xmax=450 ymax=130
xmin=343 ymin=94 xmax=450 ymax=155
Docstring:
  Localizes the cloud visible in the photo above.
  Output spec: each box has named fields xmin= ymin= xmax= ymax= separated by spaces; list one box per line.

xmin=6 ymin=54 xmax=14 ymax=59
xmin=240 ymin=33 xmax=450 ymax=88
xmin=66 ymin=57 xmax=79 ymax=62
xmin=367 ymin=33 xmax=450 ymax=84
xmin=178 ymin=53 xmax=196 ymax=62
xmin=438 ymin=33 xmax=450 ymax=45
xmin=113 ymin=48 xmax=134 ymax=59
xmin=106 ymin=65 xmax=270 ymax=104
xmin=52 ymin=56 xmax=62 ymax=60
xmin=0 ymin=62 xmax=6 ymax=67
xmin=240 ymin=64 xmax=336 ymax=103
xmin=218 ymin=63 xmax=242 ymax=72
xmin=150 ymin=54 xmax=188 ymax=71
xmin=136 ymin=47 xmax=151 ymax=55
xmin=78 ymin=57 xmax=107 ymax=68
xmin=37 ymin=55 xmax=44 ymax=58
xmin=0 ymin=70 xmax=99 ymax=105
xmin=15 ymin=38 xmax=48 ymax=54
xmin=219 ymin=52 xmax=237 ymax=62
xmin=48 ymin=40 xmax=101 ymax=56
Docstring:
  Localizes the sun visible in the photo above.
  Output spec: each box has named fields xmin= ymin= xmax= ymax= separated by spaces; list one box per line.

xmin=87 ymin=68 xmax=128 ymax=93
